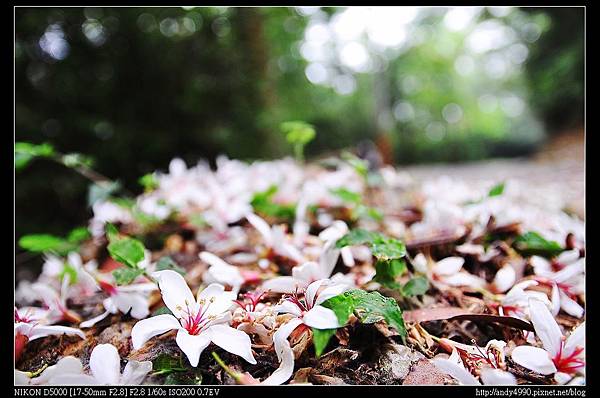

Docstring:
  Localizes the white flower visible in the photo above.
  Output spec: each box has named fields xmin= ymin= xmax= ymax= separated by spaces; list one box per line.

xmin=498 ymin=280 xmax=553 ymax=319
xmin=42 ymin=253 xmax=100 ymax=299
xmin=80 ymin=280 xmax=157 ymax=328
xmin=200 ymin=251 xmax=245 ymax=294
xmin=30 ymin=279 xmax=81 ymax=324
xmin=15 ymin=315 xmax=85 ymax=360
xmin=246 ymin=213 xmax=305 ymax=263
xmin=131 ymin=270 xmax=256 ymax=367
xmin=433 ymin=339 xmax=516 ymax=385
xmin=262 ymin=240 xmax=353 ymax=294
xmin=318 ymin=220 xmax=355 ymax=267
xmin=89 ymin=201 xmax=133 ymax=238
xmin=21 ymin=344 xmax=152 ymax=385
xmin=428 ymin=257 xmax=487 ymax=289
xmin=511 ymin=298 xmax=585 ymax=384
xmin=530 ymin=250 xmax=585 ymax=318
xmin=263 ymin=279 xmax=350 ymax=385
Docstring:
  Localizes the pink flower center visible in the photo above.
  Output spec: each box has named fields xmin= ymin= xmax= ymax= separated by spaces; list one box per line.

xmin=234 ymin=291 xmax=266 ymax=313
xmin=180 ymin=300 xmax=214 ymax=335
xmin=553 ymin=340 xmax=585 ymax=374
xmin=534 ymin=277 xmax=578 ymax=300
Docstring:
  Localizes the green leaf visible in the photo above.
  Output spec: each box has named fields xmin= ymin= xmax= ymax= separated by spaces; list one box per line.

xmin=15 ymin=142 xmax=55 ymax=170
xmin=59 ymin=262 xmax=78 ymax=285
xmin=347 ymin=290 xmax=406 ymax=338
xmin=280 ymin=121 xmax=316 ymax=145
xmin=370 ymin=238 xmax=406 ymax=261
xmin=250 ymin=185 xmax=296 ymax=220
xmin=113 ymin=267 xmax=145 ymax=285
xmin=312 ymin=328 xmax=337 ymax=357
xmin=152 ymin=354 xmax=187 ymax=376
xmin=311 ymin=292 xmax=355 ymax=357
xmin=156 ymin=256 xmax=185 ymax=275
xmin=514 ymin=231 xmax=564 ymax=258
xmin=330 ymin=188 xmax=362 ymax=204
xmin=106 ymin=226 xmax=146 ymax=268
xmin=18 ymin=234 xmax=76 ymax=255
xmin=67 ymin=227 xmax=91 ymax=244
xmin=401 ymin=276 xmax=429 ymax=297
xmin=311 ymin=289 xmax=407 ymax=355
xmin=336 ymin=229 xmax=406 ymax=261
xmin=336 ymin=229 xmax=379 ymax=248
xmin=373 ymin=259 xmax=406 ymax=289
xmin=139 ymin=173 xmax=158 ymax=191
xmin=488 ymin=182 xmax=505 ymax=197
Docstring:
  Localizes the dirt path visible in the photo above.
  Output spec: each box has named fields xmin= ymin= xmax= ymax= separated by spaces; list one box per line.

xmin=402 ymin=129 xmax=585 ymax=219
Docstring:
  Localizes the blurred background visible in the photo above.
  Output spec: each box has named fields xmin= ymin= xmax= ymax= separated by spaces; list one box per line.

xmin=15 ymin=6 xmax=584 ymax=240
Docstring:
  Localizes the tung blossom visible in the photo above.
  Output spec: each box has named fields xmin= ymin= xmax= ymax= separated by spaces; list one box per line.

xmin=433 ymin=338 xmax=516 ymax=385
xmin=263 ymin=240 xmax=353 ymax=294
xmin=416 ymin=255 xmax=487 ymax=290
xmin=246 ymin=213 xmax=305 ymax=264
xmin=530 ymin=250 xmax=585 ymax=318
xmin=81 ymin=279 xmax=157 ymax=328
xmin=511 ymin=298 xmax=585 ymax=384
xmin=131 ymin=270 xmax=256 ymax=367
xmin=16 ymin=343 xmax=152 ymax=385
xmin=264 ymin=279 xmax=351 ymax=384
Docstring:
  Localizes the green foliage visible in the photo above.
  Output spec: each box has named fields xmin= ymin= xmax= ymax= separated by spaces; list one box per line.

xmin=373 ymin=259 xmax=406 ymax=289
xmin=250 ymin=185 xmax=296 ymax=220
xmin=330 ymin=188 xmax=383 ymax=222
xmin=280 ymin=121 xmax=316 ymax=162
xmin=401 ymin=276 xmax=429 ymax=297
xmin=61 ymin=153 xmax=95 ymax=169
xmin=312 ymin=288 xmax=407 ymax=356
xmin=152 ymin=306 xmax=174 ymax=316
xmin=105 ymin=223 xmax=147 ymax=284
xmin=514 ymin=231 xmax=564 ymax=258
xmin=156 ymin=256 xmax=185 ymax=275
xmin=15 ymin=142 xmax=55 ymax=170
xmin=113 ymin=267 xmax=145 ymax=285
xmin=18 ymin=226 xmax=90 ymax=255
xmin=139 ymin=173 xmax=159 ymax=192
xmin=488 ymin=182 xmax=505 ymax=197
xmin=152 ymin=354 xmax=187 ymax=376
xmin=341 ymin=151 xmax=368 ymax=179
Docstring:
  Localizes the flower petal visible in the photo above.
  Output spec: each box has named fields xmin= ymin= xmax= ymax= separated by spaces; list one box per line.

xmin=131 ymin=314 xmax=180 ymax=349
xmin=528 ymin=298 xmax=563 ymax=357
xmin=200 ymin=252 xmax=244 ymax=287
xmin=208 ymin=324 xmax=257 ymax=364
xmin=559 ymin=291 xmax=584 ymax=318
xmin=175 ymin=328 xmax=212 ymax=367
xmin=433 ymin=257 xmax=464 ymax=276
xmin=553 ymin=260 xmax=585 ymax=284
xmin=120 ymin=360 xmax=153 ymax=385
xmin=89 ymin=344 xmax=121 ymax=384
xmin=511 ymin=346 xmax=557 ymax=375
xmin=27 ymin=325 xmax=85 ymax=341
xmin=305 ymin=279 xmax=327 ymax=309
xmin=319 ymin=241 xmax=340 ymax=279
xmin=112 ymin=292 xmax=150 ymax=319
xmin=262 ymin=276 xmax=299 ymax=294
xmin=47 ymin=374 xmax=99 ymax=385
xmin=313 ymin=283 xmax=351 ymax=306
xmin=152 ymin=270 xmax=196 ymax=319
xmin=273 ymin=300 xmax=303 ymax=317
xmin=340 ymin=247 xmax=355 ymax=267
xmin=246 ymin=213 xmax=273 ymax=246
xmin=80 ymin=310 xmax=111 ymax=328
xmin=491 ymin=265 xmax=516 ymax=293
xmin=564 ymin=322 xmax=585 ymax=357
xmin=32 ymin=356 xmax=84 ymax=385
xmin=480 ymin=368 xmax=517 ymax=385
xmin=261 ymin=318 xmax=303 ymax=385
xmin=292 ymin=261 xmax=322 ymax=284
xmin=302 ymin=305 xmax=340 ymax=329
xmin=432 ymin=358 xmax=480 ymax=385
xmin=196 ymin=283 xmax=235 ymax=317
xmin=441 ymin=272 xmax=487 ymax=288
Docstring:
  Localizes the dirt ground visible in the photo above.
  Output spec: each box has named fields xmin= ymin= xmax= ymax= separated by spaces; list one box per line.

xmin=402 ymin=128 xmax=585 ymax=219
